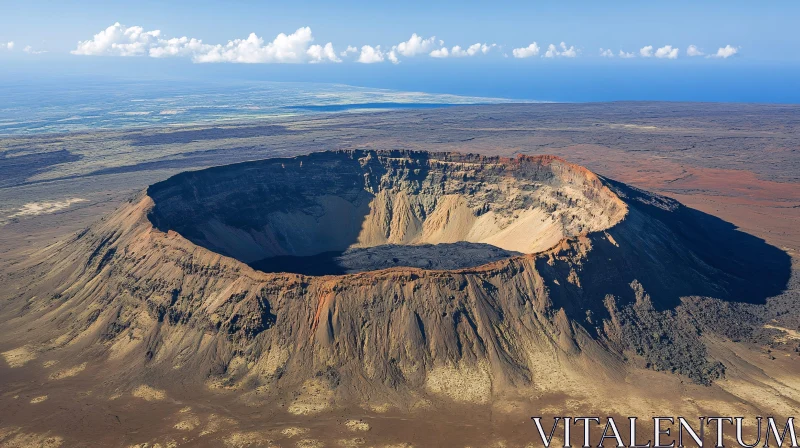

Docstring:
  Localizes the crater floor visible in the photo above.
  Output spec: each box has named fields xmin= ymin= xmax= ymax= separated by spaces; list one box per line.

xmin=248 ymin=242 xmax=523 ymax=275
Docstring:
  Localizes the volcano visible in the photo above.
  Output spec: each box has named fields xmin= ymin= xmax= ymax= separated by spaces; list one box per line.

xmin=1 ymin=150 xmax=790 ymax=416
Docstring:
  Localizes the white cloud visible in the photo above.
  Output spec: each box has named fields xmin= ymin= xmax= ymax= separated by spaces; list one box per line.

xmin=73 ymin=23 xmax=338 ymax=64
xmin=395 ymin=33 xmax=436 ymax=57
xmin=640 ymin=45 xmax=654 ymax=57
xmin=340 ymin=45 xmax=358 ymax=57
xmin=600 ymin=48 xmax=614 ymax=58
xmin=472 ymin=43 xmax=496 ymax=55
xmin=387 ymin=49 xmax=399 ymax=64
xmin=560 ymin=43 xmax=577 ymax=57
xmin=654 ymin=45 xmax=679 ymax=59
xmin=357 ymin=45 xmax=384 ymax=63
xmin=619 ymin=50 xmax=635 ymax=58
xmin=72 ymin=22 xmax=161 ymax=56
xmin=430 ymin=47 xmax=449 ymax=58
xmin=185 ymin=28 xmax=319 ymax=63
xmin=356 ymin=33 xmax=435 ymax=64
xmin=23 ymin=45 xmax=47 ymax=54
xmin=148 ymin=36 xmax=205 ymax=58
xmin=307 ymin=42 xmax=341 ymax=63
xmin=711 ymin=45 xmax=738 ymax=58
xmin=512 ymin=42 xmax=540 ymax=58
xmin=5 ymin=41 xmax=14 ymax=50
xmin=449 ymin=46 xmax=466 ymax=57
xmin=431 ymin=43 xmax=496 ymax=58
xmin=544 ymin=42 xmax=577 ymax=58
xmin=687 ymin=44 xmax=704 ymax=57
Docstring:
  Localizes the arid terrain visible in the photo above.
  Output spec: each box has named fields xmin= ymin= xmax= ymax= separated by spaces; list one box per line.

xmin=1 ymin=103 xmax=799 ymax=447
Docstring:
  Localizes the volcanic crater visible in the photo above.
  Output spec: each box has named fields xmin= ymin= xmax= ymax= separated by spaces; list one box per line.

xmin=1 ymin=150 xmax=791 ymax=417
xmin=145 ymin=150 xmax=626 ymax=275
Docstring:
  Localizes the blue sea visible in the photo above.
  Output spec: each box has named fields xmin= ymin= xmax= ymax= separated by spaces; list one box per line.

xmin=1 ymin=57 xmax=797 ymax=135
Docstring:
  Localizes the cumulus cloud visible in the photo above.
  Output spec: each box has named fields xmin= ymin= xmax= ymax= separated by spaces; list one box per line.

xmin=461 ymin=43 xmax=496 ymax=56
xmin=654 ymin=45 xmax=679 ymax=59
xmin=395 ymin=33 xmax=436 ymax=57
xmin=711 ymin=45 xmax=738 ymax=58
xmin=430 ymin=43 xmax=496 ymax=58
xmin=640 ymin=45 xmax=654 ymax=57
xmin=6 ymin=41 xmax=14 ymax=50
xmin=599 ymin=48 xmax=614 ymax=57
xmin=619 ymin=50 xmax=635 ymax=58
xmin=355 ymin=33 xmax=435 ymax=64
xmin=307 ymin=42 xmax=341 ymax=63
xmin=686 ymin=44 xmax=704 ymax=57
xmin=357 ymin=45 xmax=384 ymax=63
xmin=72 ymin=22 xmax=161 ymax=56
xmin=73 ymin=22 xmax=339 ymax=63
xmin=544 ymin=42 xmax=577 ymax=58
xmin=512 ymin=42 xmax=540 ymax=58
xmin=194 ymin=28 xmax=320 ymax=63
xmin=340 ymin=45 xmax=358 ymax=57
xmin=387 ymin=48 xmax=399 ymax=64
xmin=449 ymin=46 xmax=468 ymax=57
xmin=430 ymin=47 xmax=449 ymax=58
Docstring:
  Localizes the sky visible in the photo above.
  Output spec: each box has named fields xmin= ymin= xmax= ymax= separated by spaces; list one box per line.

xmin=1 ymin=1 xmax=799 ymax=102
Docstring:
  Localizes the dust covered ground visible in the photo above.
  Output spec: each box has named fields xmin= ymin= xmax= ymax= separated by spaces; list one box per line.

xmin=1 ymin=103 xmax=799 ymax=447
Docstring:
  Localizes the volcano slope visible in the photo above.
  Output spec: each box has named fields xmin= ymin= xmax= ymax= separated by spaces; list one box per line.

xmin=0 ymin=150 xmax=794 ymax=446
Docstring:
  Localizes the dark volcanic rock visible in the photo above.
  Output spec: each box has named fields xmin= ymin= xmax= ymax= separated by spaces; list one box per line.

xmin=249 ymin=242 xmax=523 ymax=275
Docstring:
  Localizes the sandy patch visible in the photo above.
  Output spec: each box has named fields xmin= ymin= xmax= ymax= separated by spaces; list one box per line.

xmin=223 ymin=431 xmax=274 ymax=447
xmin=132 ymin=385 xmax=166 ymax=401
xmin=198 ymin=414 xmax=237 ymax=436
xmin=367 ymin=403 xmax=391 ymax=413
xmin=0 ymin=426 xmax=63 ymax=447
xmin=344 ymin=420 xmax=371 ymax=432
xmin=1 ymin=346 xmax=37 ymax=368
xmin=281 ymin=427 xmax=309 ymax=438
xmin=128 ymin=441 xmax=178 ymax=448
xmin=287 ymin=378 xmax=334 ymax=415
xmin=255 ymin=347 xmax=289 ymax=376
xmin=30 ymin=395 xmax=48 ymax=404
xmin=8 ymin=198 xmax=87 ymax=219
xmin=49 ymin=362 xmax=87 ymax=380
xmin=764 ymin=324 xmax=800 ymax=342
xmin=174 ymin=408 xmax=200 ymax=431
xmin=296 ymin=439 xmax=323 ymax=448
xmin=425 ymin=362 xmax=491 ymax=404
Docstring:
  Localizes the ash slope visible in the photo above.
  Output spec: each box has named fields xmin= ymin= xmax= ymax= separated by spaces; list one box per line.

xmin=0 ymin=150 xmax=791 ymax=412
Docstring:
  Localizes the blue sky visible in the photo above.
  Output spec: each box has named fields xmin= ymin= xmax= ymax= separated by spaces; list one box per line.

xmin=1 ymin=1 xmax=798 ymax=102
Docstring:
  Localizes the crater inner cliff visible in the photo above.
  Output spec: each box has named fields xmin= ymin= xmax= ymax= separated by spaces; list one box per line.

xmin=145 ymin=150 xmax=627 ymax=274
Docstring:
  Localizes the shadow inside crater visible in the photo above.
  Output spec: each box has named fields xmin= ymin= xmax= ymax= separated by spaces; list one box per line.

xmin=249 ymin=242 xmax=522 ymax=276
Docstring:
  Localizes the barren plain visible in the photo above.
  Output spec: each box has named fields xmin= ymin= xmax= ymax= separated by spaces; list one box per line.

xmin=0 ymin=103 xmax=799 ymax=447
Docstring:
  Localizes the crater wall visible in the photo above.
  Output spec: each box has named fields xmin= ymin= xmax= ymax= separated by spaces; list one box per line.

xmin=146 ymin=150 xmax=627 ymax=265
